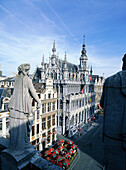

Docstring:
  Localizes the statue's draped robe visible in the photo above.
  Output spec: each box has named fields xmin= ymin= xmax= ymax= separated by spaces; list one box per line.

xmin=100 ymin=71 xmax=126 ymax=170
xmin=8 ymin=75 xmax=40 ymax=153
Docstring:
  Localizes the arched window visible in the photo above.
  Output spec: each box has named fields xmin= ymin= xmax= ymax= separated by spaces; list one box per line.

xmin=54 ymin=72 xmax=57 ymax=80
xmin=51 ymin=72 xmax=53 ymax=79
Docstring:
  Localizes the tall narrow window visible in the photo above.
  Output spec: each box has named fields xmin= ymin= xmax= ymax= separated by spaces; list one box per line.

xmin=48 ymin=102 xmax=51 ymax=112
xmin=37 ymin=110 xmax=39 ymax=119
xmin=37 ymin=124 xmax=39 ymax=134
xmin=42 ymin=118 xmax=46 ymax=129
xmin=48 ymin=93 xmax=51 ymax=99
xmin=52 ymin=114 xmax=55 ymax=126
xmin=60 ymin=100 xmax=62 ymax=109
xmin=52 ymin=102 xmax=55 ymax=111
xmin=47 ymin=116 xmax=51 ymax=128
xmin=42 ymin=103 xmax=46 ymax=113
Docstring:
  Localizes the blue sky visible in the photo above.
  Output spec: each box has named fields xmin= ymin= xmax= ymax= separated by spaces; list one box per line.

xmin=0 ymin=0 xmax=126 ymax=78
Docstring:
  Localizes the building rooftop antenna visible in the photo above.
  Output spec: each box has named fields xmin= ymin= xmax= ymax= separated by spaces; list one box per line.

xmin=83 ymin=35 xmax=85 ymax=44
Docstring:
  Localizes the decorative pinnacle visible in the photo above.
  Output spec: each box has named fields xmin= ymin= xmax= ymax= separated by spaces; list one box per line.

xmin=52 ymin=40 xmax=56 ymax=53
xmin=64 ymin=52 xmax=67 ymax=62
xmin=83 ymin=35 xmax=85 ymax=44
xmin=90 ymin=65 xmax=93 ymax=75
xmin=42 ymin=54 xmax=44 ymax=63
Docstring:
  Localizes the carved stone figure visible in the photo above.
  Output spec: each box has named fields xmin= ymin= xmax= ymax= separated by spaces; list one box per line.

xmin=100 ymin=54 xmax=126 ymax=170
xmin=8 ymin=63 xmax=41 ymax=154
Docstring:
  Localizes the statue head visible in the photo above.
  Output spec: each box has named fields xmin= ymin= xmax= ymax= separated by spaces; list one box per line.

xmin=18 ymin=63 xmax=30 ymax=75
xmin=122 ymin=54 xmax=126 ymax=71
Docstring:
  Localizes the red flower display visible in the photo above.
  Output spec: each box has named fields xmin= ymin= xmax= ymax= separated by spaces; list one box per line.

xmin=62 ymin=159 xmax=70 ymax=166
xmin=68 ymin=141 xmax=73 ymax=145
xmin=64 ymin=153 xmax=70 ymax=158
xmin=71 ymin=145 xmax=77 ymax=149
xmin=50 ymin=153 xmax=57 ymax=158
xmin=56 ymin=155 xmax=64 ymax=162
xmin=58 ymin=146 xmax=64 ymax=150
xmin=54 ymin=150 xmax=59 ymax=154
xmin=49 ymin=148 xmax=54 ymax=153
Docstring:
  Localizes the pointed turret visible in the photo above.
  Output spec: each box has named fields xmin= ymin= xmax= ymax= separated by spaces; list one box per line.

xmin=52 ymin=40 xmax=56 ymax=54
xmin=51 ymin=40 xmax=57 ymax=66
xmin=63 ymin=52 xmax=68 ymax=80
xmin=90 ymin=65 xmax=93 ymax=75
xmin=80 ymin=36 xmax=88 ymax=69
xmin=42 ymin=55 xmax=44 ymax=63
xmin=49 ymin=56 xmax=51 ymax=67
xmin=41 ymin=55 xmax=45 ymax=70
xmin=63 ymin=52 xmax=68 ymax=69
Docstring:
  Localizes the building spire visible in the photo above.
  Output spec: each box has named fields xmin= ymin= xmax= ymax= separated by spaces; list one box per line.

xmin=90 ymin=65 xmax=93 ymax=75
xmin=52 ymin=40 xmax=56 ymax=54
xmin=64 ymin=52 xmax=67 ymax=62
xmin=63 ymin=52 xmax=68 ymax=70
xmin=41 ymin=54 xmax=45 ymax=69
xmin=79 ymin=35 xmax=88 ymax=69
xmin=42 ymin=54 xmax=44 ymax=63
xmin=83 ymin=35 xmax=85 ymax=45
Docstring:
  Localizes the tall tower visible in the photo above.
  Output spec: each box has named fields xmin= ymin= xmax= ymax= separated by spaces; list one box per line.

xmin=63 ymin=52 xmax=68 ymax=80
xmin=51 ymin=40 xmax=57 ymax=66
xmin=41 ymin=55 xmax=45 ymax=81
xmin=80 ymin=36 xmax=88 ymax=69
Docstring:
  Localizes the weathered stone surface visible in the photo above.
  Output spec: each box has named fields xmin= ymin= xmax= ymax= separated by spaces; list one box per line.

xmin=100 ymin=69 xmax=126 ymax=170
xmin=8 ymin=63 xmax=41 ymax=152
xmin=30 ymin=154 xmax=62 ymax=170
xmin=1 ymin=147 xmax=36 ymax=170
xmin=1 ymin=64 xmax=41 ymax=170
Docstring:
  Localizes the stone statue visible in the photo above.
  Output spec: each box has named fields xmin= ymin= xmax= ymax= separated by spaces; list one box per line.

xmin=100 ymin=54 xmax=126 ymax=170
xmin=8 ymin=63 xmax=41 ymax=154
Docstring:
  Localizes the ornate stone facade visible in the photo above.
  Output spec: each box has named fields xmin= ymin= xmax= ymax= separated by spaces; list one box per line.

xmin=32 ymin=41 xmax=96 ymax=136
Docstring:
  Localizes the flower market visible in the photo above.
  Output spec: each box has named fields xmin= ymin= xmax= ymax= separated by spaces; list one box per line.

xmin=39 ymin=139 xmax=78 ymax=169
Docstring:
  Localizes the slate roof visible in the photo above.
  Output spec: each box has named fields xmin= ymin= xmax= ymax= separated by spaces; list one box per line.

xmin=0 ymin=88 xmax=11 ymax=98
xmin=33 ymin=82 xmax=45 ymax=93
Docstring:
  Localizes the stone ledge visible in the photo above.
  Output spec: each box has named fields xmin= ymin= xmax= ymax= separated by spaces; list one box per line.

xmin=30 ymin=154 xmax=62 ymax=170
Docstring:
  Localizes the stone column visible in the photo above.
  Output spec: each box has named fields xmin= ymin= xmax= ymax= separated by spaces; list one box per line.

xmin=68 ymin=97 xmax=71 ymax=137
xmin=57 ymin=85 xmax=60 ymax=127
xmin=77 ymin=113 xmax=78 ymax=127
xmin=50 ymin=116 xmax=52 ymax=145
xmin=85 ymin=109 xmax=87 ymax=123
xmin=62 ymin=97 xmax=66 ymax=135
xmin=68 ymin=112 xmax=71 ymax=137
xmin=83 ymin=111 xmax=85 ymax=122
xmin=57 ymin=99 xmax=60 ymax=127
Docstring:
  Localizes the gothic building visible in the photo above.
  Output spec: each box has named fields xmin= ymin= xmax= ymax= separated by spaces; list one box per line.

xmin=32 ymin=41 xmax=96 ymax=136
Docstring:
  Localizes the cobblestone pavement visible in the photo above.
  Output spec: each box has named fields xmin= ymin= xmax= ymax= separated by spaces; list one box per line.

xmin=58 ymin=115 xmax=104 ymax=170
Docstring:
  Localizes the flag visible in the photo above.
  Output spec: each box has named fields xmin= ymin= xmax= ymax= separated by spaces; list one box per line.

xmin=80 ymin=88 xmax=84 ymax=94
xmin=80 ymin=74 xmax=83 ymax=79
xmin=74 ymin=72 xmax=77 ymax=78
xmin=89 ymin=75 xmax=92 ymax=82
xmin=74 ymin=74 xmax=76 ymax=78
xmin=89 ymin=99 xmax=91 ymax=104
